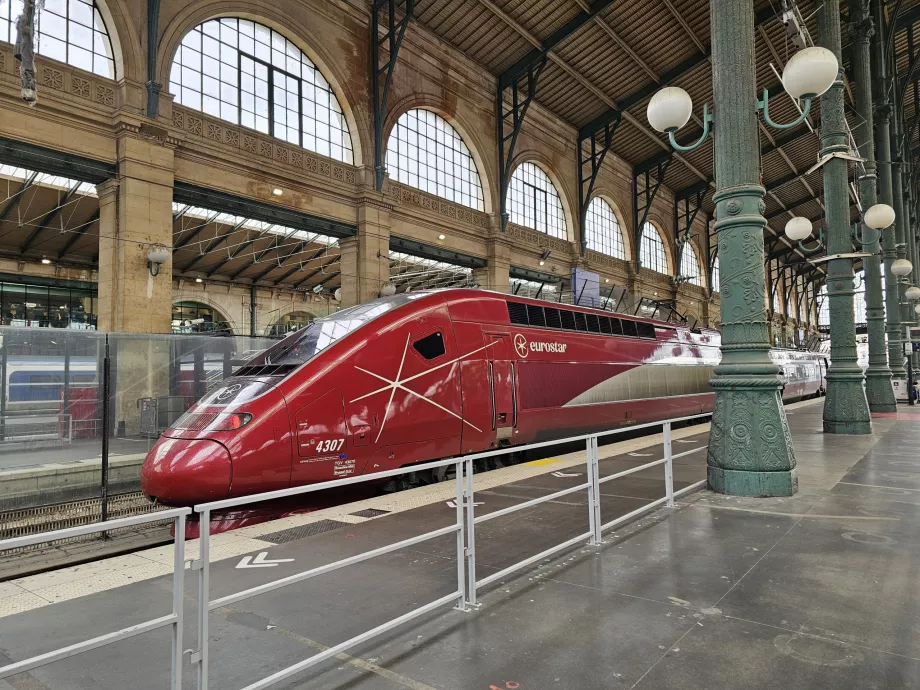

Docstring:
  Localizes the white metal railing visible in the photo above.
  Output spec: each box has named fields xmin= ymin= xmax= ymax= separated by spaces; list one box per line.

xmin=0 ymin=508 xmax=190 ymax=690
xmin=191 ymin=412 xmax=710 ymax=690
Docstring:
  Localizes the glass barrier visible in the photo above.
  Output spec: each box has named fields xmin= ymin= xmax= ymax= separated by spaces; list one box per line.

xmin=0 ymin=328 xmax=274 ymax=516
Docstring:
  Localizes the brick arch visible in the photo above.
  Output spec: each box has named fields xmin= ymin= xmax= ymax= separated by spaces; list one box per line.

xmin=383 ymin=95 xmax=496 ymax=215
xmin=157 ymin=3 xmax=368 ymax=167
xmin=172 ymin=296 xmax=236 ymax=335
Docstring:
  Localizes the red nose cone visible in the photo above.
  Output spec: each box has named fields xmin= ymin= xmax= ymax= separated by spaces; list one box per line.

xmin=142 ymin=437 xmax=232 ymax=506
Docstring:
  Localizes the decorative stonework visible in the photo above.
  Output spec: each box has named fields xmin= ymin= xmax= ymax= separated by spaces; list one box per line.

xmin=384 ymin=181 xmax=488 ymax=229
xmin=71 ymin=76 xmax=91 ymax=99
xmin=585 ymin=249 xmax=628 ymax=270
xmin=169 ymin=105 xmax=359 ymax=187
xmin=42 ymin=67 xmax=64 ymax=90
xmin=0 ymin=51 xmax=5 ymax=72
xmin=505 ymin=222 xmax=571 ymax=252
xmin=94 ymin=84 xmax=115 ymax=106
xmin=187 ymin=115 xmax=202 ymax=136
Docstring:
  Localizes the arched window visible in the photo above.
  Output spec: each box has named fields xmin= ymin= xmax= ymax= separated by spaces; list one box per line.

xmin=639 ymin=223 xmax=668 ymax=274
xmin=818 ymin=284 xmax=829 ymax=327
xmin=507 ymin=163 xmax=566 ymax=239
xmin=0 ymin=0 xmax=115 ymax=78
xmin=680 ymin=243 xmax=702 ymax=286
xmin=711 ymin=256 xmax=720 ymax=292
xmin=385 ymin=109 xmax=484 ymax=211
xmin=585 ymin=198 xmax=626 ymax=259
xmin=172 ymin=301 xmax=232 ymax=334
xmin=170 ymin=18 xmax=353 ymax=163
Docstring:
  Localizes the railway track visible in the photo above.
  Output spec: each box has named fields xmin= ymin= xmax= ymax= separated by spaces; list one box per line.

xmin=0 ymin=493 xmax=174 ymax=581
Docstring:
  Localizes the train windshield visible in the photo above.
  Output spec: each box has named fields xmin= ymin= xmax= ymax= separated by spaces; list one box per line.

xmin=260 ymin=293 xmax=428 ymax=366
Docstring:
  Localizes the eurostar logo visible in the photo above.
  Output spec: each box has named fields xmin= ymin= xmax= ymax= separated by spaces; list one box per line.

xmin=351 ymin=334 xmax=496 ymax=443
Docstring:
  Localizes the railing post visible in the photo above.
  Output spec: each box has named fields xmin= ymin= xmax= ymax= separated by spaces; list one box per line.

xmin=454 ymin=460 xmax=467 ymax=611
xmin=171 ymin=513 xmax=186 ymax=690
xmin=664 ymin=422 xmax=675 ymax=507
xmin=196 ymin=509 xmax=211 ymax=690
xmin=464 ymin=458 xmax=477 ymax=607
xmin=586 ymin=437 xmax=599 ymax=545
xmin=591 ymin=437 xmax=602 ymax=542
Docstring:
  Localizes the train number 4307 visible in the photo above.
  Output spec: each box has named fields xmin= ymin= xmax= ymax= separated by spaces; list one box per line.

xmin=314 ymin=438 xmax=345 ymax=453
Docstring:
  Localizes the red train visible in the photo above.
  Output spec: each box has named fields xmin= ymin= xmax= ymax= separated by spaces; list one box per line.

xmin=141 ymin=289 xmax=826 ymax=506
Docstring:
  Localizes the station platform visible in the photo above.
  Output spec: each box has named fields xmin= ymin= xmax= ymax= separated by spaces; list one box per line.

xmin=2 ymin=398 xmax=919 ymax=689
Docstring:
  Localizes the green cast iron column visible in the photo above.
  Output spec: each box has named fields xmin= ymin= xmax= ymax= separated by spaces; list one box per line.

xmin=847 ymin=0 xmax=896 ymax=413
xmin=706 ymin=0 xmax=797 ymax=496
xmin=820 ymin=0 xmax=873 ymax=432
xmin=891 ymin=114 xmax=916 ymax=357
xmin=871 ymin=2 xmax=906 ymax=387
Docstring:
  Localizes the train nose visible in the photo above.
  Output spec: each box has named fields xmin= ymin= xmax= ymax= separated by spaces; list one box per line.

xmin=141 ymin=437 xmax=232 ymax=506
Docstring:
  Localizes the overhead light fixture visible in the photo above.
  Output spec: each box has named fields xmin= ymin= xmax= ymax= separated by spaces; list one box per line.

xmin=784 ymin=216 xmax=812 ymax=242
xmin=891 ymin=258 xmax=913 ymax=277
xmin=438 ymin=234 xmax=446 ymax=240
xmin=539 ymin=260 xmax=545 ymax=266
xmin=605 ymin=278 xmax=610 ymax=283
xmin=195 ymin=277 xmax=203 ymax=283
xmin=272 ymin=188 xmax=283 ymax=196
xmin=40 ymin=258 xmax=51 ymax=265
xmin=864 ymin=203 xmax=895 ymax=230
xmin=905 ymin=286 xmax=920 ymax=301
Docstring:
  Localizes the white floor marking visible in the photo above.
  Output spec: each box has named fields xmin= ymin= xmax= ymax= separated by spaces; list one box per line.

xmin=236 ymin=552 xmax=296 ymax=569
xmin=839 ymin=481 xmax=920 ymax=493
xmin=445 ymin=500 xmax=483 ymax=508
xmin=693 ymin=504 xmax=899 ymax=520
xmin=551 ymin=471 xmax=581 ymax=477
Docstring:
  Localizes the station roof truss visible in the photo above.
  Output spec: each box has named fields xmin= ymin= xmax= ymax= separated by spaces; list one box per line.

xmin=410 ymin=0 xmax=920 ymax=284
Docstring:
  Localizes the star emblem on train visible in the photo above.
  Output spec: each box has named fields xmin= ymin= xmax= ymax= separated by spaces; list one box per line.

xmin=350 ymin=334 xmax=496 ymax=442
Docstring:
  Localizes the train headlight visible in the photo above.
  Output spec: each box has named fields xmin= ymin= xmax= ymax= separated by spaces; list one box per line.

xmin=214 ymin=413 xmax=253 ymax=431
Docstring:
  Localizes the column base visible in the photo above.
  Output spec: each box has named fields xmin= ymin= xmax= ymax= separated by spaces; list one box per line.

xmin=865 ymin=373 xmax=897 ymax=413
xmin=708 ymin=467 xmax=798 ymax=497
xmin=823 ymin=377 xmax=872 ymax=434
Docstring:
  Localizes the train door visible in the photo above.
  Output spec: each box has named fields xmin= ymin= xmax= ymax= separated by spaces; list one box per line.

xmin=486 ymin=334 xmax=517 ymax=442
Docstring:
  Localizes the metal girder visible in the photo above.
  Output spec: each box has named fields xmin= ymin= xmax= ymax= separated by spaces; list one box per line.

xmin=146 ymin=0 xmax=161 ymax=117
xmin=388 ymin=236 xmax=487 ymax=268
xmin=0 ymin=137 xmax=114 ymax=183
xmin=248 ymin=236 xmax=315 ymax=284
xmin=172 ymin=183 xmax=357 ymax=238
xmin=0 ymin=171 xmax=38 ymax=223
xmin=206 ymin=225 xmax=276 ymax=277
xmin=292 ymin=254 xmax=340 ymax=290
xmin=372 ymin=0 xmax=414 ymax=191
xmin=498 ymin=57 xmax=547 ymax=231
xmin=229 ymin=230 xmax=297 ymax=280
xmin=57 ymin=209 xmax=98 ymax=259
xmin=273 ymin=244 xmax=334 ymax=286
xmin=673 ymin=181 xmax=706 ymax=276
xmin=578 ymin=111 xmax=622 ymax=254
xmin=173 ymin=211 xmax=219 ymax=251
xmin=509 ymin=265 xmax=559 ymax=283
xmin=632 ymin=160 xmax=670 ymax=266
xmin=498 ymin=0 xmax=620 ymax=88
xmin=183 ymin=218 xmax=247 ymax=272
xmin=20 ymin=180 xmax=81 ymax=252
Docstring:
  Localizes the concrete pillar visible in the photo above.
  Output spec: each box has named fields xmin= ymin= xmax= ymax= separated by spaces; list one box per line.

xmin=472 ymin=240 xmax=511 ymax=293
xmin=706 ymin=0 xmax=796 ymax=496
xmin=97 ymin=135 xmax=175 ymax=333
xmin=818 ymin=0 xmax=875 ymax=432
xmin=339 ymin=195 xmax=391 ymax=308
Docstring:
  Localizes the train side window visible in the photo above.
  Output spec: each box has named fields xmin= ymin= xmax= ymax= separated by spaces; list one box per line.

xmin=506 ymin=302 xmax=529 ymax=325
xmin=599 ymin=316 xmax=612 ymax=334
xmin=527 ymin=304 xmax=546 ymax=327
xmin=636 ymin=322 xmax=657 ymax=339
xmin=621 ymin=320 xmax=638 ymax=337
xmin=544 ymin=308 xmax=562 ymax=329
xmin=586 ymin=313 xmax=601 ymax=333
xmin=609 ymin=318 xmax=623 ymax=335
xmin=573 ymin=311 xmax=588 ymax=331
xmin=413 ymin=332 xmax=446 ymax=360
xmin=560 ymin=310 xmax=576 ymax=330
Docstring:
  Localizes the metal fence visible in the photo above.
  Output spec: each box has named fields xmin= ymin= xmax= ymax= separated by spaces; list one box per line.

xmin=0 ymin=508 xmax=191 ymax=690
xmin=191 ymin=413 xmax=710 ymax=690
xmin=0 ymin=412 xmax=710 ymax=690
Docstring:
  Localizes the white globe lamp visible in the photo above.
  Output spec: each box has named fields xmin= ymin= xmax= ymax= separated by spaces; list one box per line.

xmin=647 ymin=87 xmax=693 ymax=133
xmin=891 ymin=259 xmax=913 ymax=277
xmin=905 ymin=286 xmax=920 ymax=301
xmin=864 ymin=203 xmax=895 ymax=230
xmin=784 ymin=216 xmax=812 ymax=242
xmin=782 ymin=47 xmax=839 ymax=99
xmin=915 ymin=303 xmax=920 ymax=315
xmin=379 ymin=283 xmax=396 ymax=297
